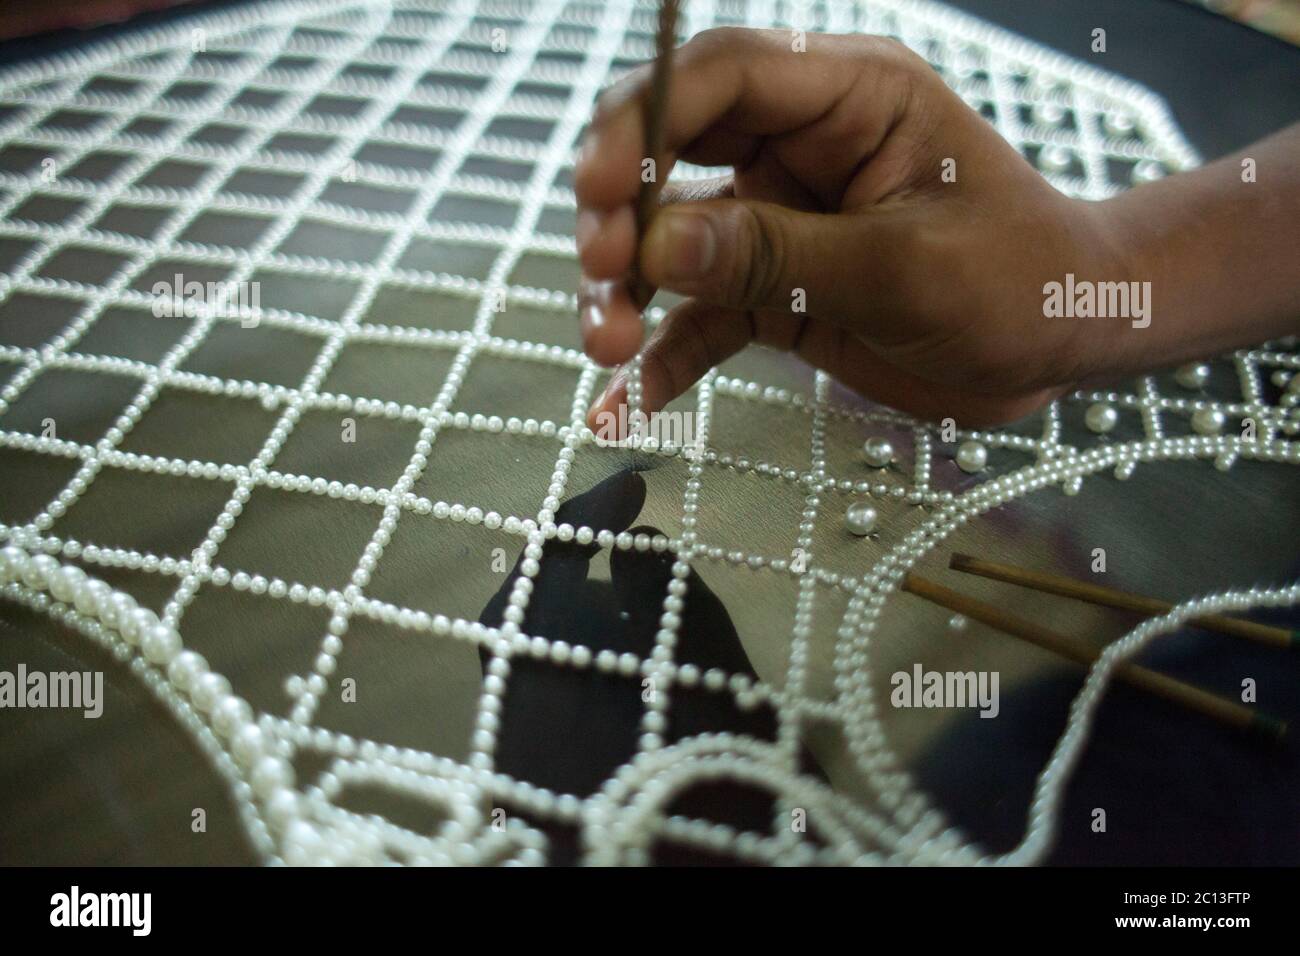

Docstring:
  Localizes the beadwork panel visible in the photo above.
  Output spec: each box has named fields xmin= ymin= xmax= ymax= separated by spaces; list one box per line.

xmin=0 ymin=0 xmax=1297 ymax=865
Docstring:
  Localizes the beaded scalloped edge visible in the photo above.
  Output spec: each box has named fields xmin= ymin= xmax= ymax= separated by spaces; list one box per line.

xmin=0 ymin=0 xmax=1297 ymax=865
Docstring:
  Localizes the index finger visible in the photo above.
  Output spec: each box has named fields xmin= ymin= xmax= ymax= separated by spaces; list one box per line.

xmin=574 ymin=28 xmax=908 ymax=210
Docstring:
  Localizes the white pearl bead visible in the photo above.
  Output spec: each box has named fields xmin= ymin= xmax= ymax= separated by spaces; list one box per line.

xmin=0 ymin=545 xmax=25 ymax=583
xmin=1129 ymin=159 xmax=1163 ymax=183
xmin=24 ymin=554 xmax=57 ymax=590
xmin=252 ymin=756 xmax=294 ymax=800
xmin=1174 ymin=363 xmax=1210 ymax=390
xmin=1084 ymin=402 xmax=1118 ymax=434
xmin=81 ymin=580 xmax=113 ymax=616
xmin=845 ymin=503 xmax=878 ymax=536
xmin=1039 ymin=145 xmax=1074 ymax=173
xmin=265 ymin=788 xmax=300 ymax=829
xmin=166 ymin=650 xmax=208 ymax=693
xmin=212 ymin=694 xmax=253 ymax=737
xmin=120 ymin=606 xmax=159 ymax=646
xmin=101 ymin=591 xmax=135 ymax=630
xmin=141 ymin=622 xmax=181 ymax=664
xmin=955 ymin=440 xmax=988 ymax=473
xmin=1191 ymin=407 xmax=1225 ymax=435
xmin=191 ymin=672 xmax=231 ymax=712
xmin=863 ymin=437 xmax=894 ymax=468
xmin=47 ymin=565 xmax=85 ymax=603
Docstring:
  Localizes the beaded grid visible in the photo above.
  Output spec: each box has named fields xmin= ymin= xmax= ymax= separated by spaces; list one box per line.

xmin=0 ymin=0 xmax=1297 ymax=865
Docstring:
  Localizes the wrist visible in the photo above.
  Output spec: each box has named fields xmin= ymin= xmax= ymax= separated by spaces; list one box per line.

xmin=1039 ymin=195 xmax=1147 ymax=388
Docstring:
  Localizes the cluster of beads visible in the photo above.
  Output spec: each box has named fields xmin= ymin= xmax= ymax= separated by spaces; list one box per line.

xmin=0 ymin=0 xmax=1291 ymax=868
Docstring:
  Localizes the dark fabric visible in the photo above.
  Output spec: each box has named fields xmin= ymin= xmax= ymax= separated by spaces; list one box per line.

xmin=917 ymin=582 xmax=1300 ymax=865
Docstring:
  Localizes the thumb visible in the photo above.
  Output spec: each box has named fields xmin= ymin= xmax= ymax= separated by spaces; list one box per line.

xmin=638 ymin=198 xmax=877 ymax=319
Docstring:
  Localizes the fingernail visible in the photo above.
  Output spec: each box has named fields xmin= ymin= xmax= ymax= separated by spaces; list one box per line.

xmin=588 ymin=368 xmax=621 ymax=425
xmin=579 ymin=278 xmax=613 ymax=330
xmin=576 ymin=209 xmax=600 ymax=256
xmin=577 ymin=132 xmax=597 ymax=168
xmin=644 ymin=209 xmax=717 ymax=282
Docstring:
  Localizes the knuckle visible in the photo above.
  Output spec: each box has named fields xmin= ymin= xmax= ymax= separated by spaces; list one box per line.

xmin=862 ymin=34 xmax=924 ymax=70
xmin=689 ymin=26 xmax=747 ymax=57
xmin=729 ymin=204 xmax=787 ymax=308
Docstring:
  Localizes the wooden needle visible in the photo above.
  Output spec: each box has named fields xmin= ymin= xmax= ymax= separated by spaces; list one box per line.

xmin=901 ymin=572 xmax=1287 ymax=741
xmin=629 ymin=0 xmax=680 ymax=307
xmin=949 ymin=553 xmax=1298 ymax=651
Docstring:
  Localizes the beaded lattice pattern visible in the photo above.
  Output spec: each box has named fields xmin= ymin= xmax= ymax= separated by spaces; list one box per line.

xmin=0 ymin=0 xmax=1298 ymax=865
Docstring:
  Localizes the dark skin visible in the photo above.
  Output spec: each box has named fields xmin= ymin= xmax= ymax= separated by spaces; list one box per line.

xmin=574 ymin=28 xmax=1300 ymax=430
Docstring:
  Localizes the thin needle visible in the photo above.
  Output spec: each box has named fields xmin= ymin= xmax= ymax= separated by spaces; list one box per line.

xmin=625 ymin=0 xmax=679 ymax=463
xmin=629 ymin=0 xmax=680 ymax=308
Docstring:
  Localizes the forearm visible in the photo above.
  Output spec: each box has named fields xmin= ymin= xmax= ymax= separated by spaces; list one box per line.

xmin=1098 ymin=122 xmax=1300 ymax=372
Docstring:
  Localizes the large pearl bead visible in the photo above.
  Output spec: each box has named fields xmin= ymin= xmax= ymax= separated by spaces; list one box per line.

xmin=142 ymin=623 xmax=182 ymax=664
xmin=0 ymin=545 xmax=25 ymax=584
xmin=167 ymin=650 xmax=208 ymax=694
xmin=863 ymin=436 xmax=894 ymax=468
xmin=1039 ymin=145 xmax=1074 ymax=173
xmin=231 ymin=723 xmax=265 ymax=767
xmin=956 ymin=440 xmax=988 ymax=473
xmin=23 ymin=554 xmax=58 ymax=590
xmin=252 ymin=756 xmax=294 ymax=800
xmin=1132 ymin=159 xmax=1166 ymax=182
xmin=1084 ymin=402 xmax=1118 ymax=434
xmin=1032 ymin=102 xmax=1067 ymax=127
xmin=1103 ymin=112 xmax=1136 ymax=137
xmin=191 ymin=671 xmax=231 ymax=712
xmin=1191 ymin=407 xmax=1225 ymax=435
xmin=101 ymin=591 xmax=135 ymax=630
xmin=1175 ymin=363 xmax=1210 ymax=390
xmin=120 ymin=606 xmax=159 ymax=647
xmin=211 ymin=694 xmax=253 ymax=738
xmin=47 ymin=565 xmax=84 ymax=603
xmin=845 ymin=503 xmax=878 ymax=536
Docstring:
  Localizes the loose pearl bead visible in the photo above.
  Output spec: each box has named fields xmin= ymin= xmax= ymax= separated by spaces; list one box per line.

xmin=1133 ymin=159 xmax=1166 ymax=182
xmin=1084 ymin=402 xmax=1118 ymax=433
xmin=1032 ymin=102 xmax=1067 ymax=127
xmin=1039 ymin=145 xmax=1073 ymax=173
xmin=1175 ymin=363 xmax=1210 ymax=390
xmin=863 ymin=437 xmax=894 ymax=468
xmin=955 ymin=440 xmax=988 ymax=473
xmin=1103 ymin=112 xmax=1136 ymax=137
xmin=1191 ymin=407 xmax=1225 ymax=435
xmin=845 ymin=503 xmax=878 ymax=536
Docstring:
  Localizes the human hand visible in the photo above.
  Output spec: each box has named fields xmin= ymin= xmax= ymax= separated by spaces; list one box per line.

xmin=575 ymin=27 xmax=1130 ymax=430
